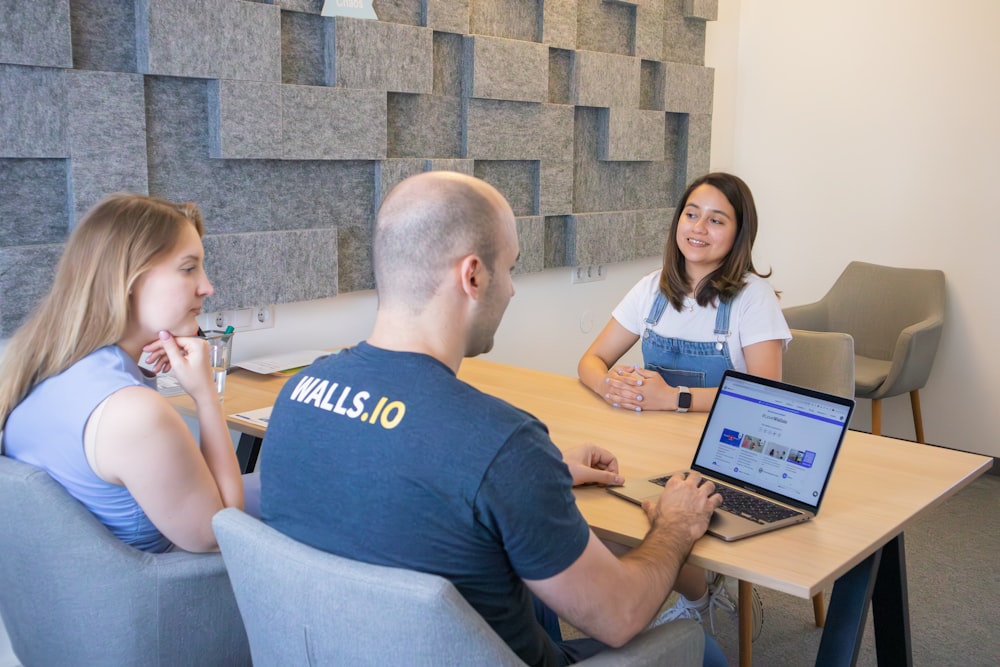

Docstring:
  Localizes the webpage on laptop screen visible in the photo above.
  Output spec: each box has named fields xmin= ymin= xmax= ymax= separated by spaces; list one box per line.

xmin=694 ymin=378 xmax=851 ymax=507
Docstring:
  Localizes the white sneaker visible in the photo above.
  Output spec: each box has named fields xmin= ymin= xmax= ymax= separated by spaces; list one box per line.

xmin=650 ymin=595 xmax=706 ymax=628
xmin=707 ymin=574 xmax=764 ymax=641
xmin=651 ymin=574 xmax=764 ymax=640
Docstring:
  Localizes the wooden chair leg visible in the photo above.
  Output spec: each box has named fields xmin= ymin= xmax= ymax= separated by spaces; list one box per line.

xmin=910 ymin=390 xmax=925 ymax=443
xmin=738 ymin=579 xmax=753 ymax=667
xmin=812 ymin=591 xmax=826 ymax=627
xmin=871 ymin=398 xmax=882 ymax=436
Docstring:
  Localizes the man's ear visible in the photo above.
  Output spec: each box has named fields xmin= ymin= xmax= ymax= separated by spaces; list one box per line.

xmin=460 ymin=255 xmax=483 ymax=299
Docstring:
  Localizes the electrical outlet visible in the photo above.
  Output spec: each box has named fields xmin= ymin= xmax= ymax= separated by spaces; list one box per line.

xmin=199 ymin=306 xmax=275 ymax=333
xmin=570 ymin=264 xmax=606 ymax=284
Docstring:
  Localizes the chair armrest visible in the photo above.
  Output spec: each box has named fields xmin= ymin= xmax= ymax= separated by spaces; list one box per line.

xmin=782 ymin=302 xmax=828 ymax=331
xmin=151 ymin=550 xmax=251 ymax=665
xmin=577 ymin=619 xmax=704 ymax=667
xmin=872 ymin=316 xmax=945 ymax=398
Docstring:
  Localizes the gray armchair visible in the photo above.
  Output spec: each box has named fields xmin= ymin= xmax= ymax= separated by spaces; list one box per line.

xmin=783 ymin=261 xmax=945 ymax=442
xmin=212 ymin=508 xmax=705 ymax=666
xmin=0 ymin=456 xmax=250 ymax=667
xmin=783 ymin=329 xmax=855 ymax=399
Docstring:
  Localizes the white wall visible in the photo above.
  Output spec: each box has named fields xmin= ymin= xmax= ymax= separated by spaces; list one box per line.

xmin=226 ymin=0 xmax=1000 ymax=458
xmin=723 ymin=0 xmax=1000 ymax=455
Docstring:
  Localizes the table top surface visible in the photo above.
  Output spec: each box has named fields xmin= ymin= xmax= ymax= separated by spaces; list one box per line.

xmin=170 ymin=356 xmax=992 ymax=599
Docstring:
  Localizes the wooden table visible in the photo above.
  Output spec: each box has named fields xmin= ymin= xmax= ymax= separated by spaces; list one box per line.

xmin=171 ymin=358 xmax=992 ymax=666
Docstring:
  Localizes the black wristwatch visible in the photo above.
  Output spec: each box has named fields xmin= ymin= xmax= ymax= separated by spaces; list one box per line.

xmin=676 ymin=386 xmax=691 ymax=413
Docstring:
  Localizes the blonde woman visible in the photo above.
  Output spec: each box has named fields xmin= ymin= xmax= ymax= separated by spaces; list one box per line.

xmin=0 ymin=194 xmax=246 ymax=553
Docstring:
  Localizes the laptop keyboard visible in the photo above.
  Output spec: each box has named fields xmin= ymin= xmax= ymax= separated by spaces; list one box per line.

xmin=651 ymin=475 xmax=802 ymax=525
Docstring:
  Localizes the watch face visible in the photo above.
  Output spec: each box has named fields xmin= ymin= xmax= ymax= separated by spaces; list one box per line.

xmin=678 ymin=391 xmax=692 ymax=409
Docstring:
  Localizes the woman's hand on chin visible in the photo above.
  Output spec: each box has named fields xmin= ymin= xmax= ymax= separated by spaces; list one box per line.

xmin=145 ymin=331 xmax=215 ymax=401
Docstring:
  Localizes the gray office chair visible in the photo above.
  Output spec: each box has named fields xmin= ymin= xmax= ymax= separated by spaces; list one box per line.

xmin=783 ymin=261 xmax=945 ymax=443
xmin=0 ymin=456 xmax=251 ymax=667
xmin=783 ymin=329 xmax=855 ymax=399
xmin=212 ymin=508 xmax=705 ymax=666
xmin=781 ymin=329 xmax=855 ymax=628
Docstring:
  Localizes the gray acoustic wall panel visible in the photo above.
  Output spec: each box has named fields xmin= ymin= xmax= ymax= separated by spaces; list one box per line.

xmin=463 ymin=36 xmax=548 ymax=103
xmin=470 ymin=0 xmax=537 ymax=42
xmin=0 ymin=244 xmax=66 ymax=337
xmin=271 ymin=0 xmax=323 ymax=12
xmin=426 ymin=158 xmax=474 ymax=175
xmin=601 ymin=108 xmax=666 ymax=162
xmin=567 ymin=207 xmax=670 ymax=265
xmin=515 ymin=215 xmax=544 ymax=274
xmin=425 ymin=0 xmax=471 ymax=34
xmin=464 ymin=99 xmax=574 ymax=161
xmin=70 ymin=0 xmax=138 ymax=73
xmin=684 ymin=0 xmax=718 ymax=21
xmin=0 ymin=0 xmax=716 ymax=332
xmin=662 ymin=0 xmax=707 ymax=65
xmin=548 ymin=48 xmax=572 ymax=105
xmin=0 ymin=0 xmax=73 ymax=69
xmin=0 ymin=160 xmax=69 ymax=246
xmin=475 ymin=160 xmax=535 ymax=216
xmin=281 ymin=9 xmax=326 ymax=85
xmin=387 ymin=93 xmax=463 ymax=158
xmin=540 ymin=0 xmax=577 ymax=51
xmin=567 ymin=210 xmax=641 ymax=265
xmin=208 ymin=80 xmax=283 ymax=159
xmin=136 ymin=0 xmax=281 ymax=81
xmin=634 ymin=0 xmax=665 ymax=61
xmin=203 ymin=228 xmax=339 ymax=309
xmin=576 ymin=0 xmax=632 ymax=56
xmin=663 ymin=62 xmax=714 ymax=114
xmin=326 ymin=17 xmax=433 ymax=93
xmin=683 ymin=112 xmax=712 ymax=183
xmin=636 ymin=206 xmax=673 ymax=257
xmin=209 ymin=79 xmax=387 ymax=160
xmin=282 ymin=85 xmax=387 ymax=160
xmin=371 ymin=0 xmax=421 ymax=27
xmin=537 ymin=160 xmax=574 ymax=216
xmin=572 ymin=50 xmax=640 ymax=108
xmin=376 ymin=158 xmax=427 ymax=205
xmin=66 ymin=70 xmax=149 ymax=224
xmin=433 ymin=31 xmax=464 ymax=96
xmin=0 ymin=66 xmax=67 ymax=158
xmin=573 ymin=106 xmax=678 ymax=214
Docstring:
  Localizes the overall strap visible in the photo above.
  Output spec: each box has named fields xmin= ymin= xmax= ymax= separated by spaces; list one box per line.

xmin=713 ymin=297 xmax=733 ymax=337
xmin=644 ymin=290 xmax=669 ymax=327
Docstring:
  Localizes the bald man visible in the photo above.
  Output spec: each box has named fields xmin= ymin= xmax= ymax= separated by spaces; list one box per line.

xmin=262 ymin=172 xmax=724 ymax=666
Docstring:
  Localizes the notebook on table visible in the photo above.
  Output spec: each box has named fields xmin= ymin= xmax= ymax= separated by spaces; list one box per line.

xmin=608 ymin=370 xmax=855 ymax=541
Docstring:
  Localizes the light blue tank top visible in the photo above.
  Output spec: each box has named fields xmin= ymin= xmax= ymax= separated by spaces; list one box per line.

xmin=4 ymin=345 xmax=172 ymax=552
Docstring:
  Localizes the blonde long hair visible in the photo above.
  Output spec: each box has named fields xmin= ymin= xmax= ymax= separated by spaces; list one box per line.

xmin=0 ymin=193 xmax=203 ymax=434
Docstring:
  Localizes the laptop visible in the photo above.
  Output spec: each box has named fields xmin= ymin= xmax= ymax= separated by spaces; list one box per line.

xmin=608 ymin=370 xmax=855 ymax=541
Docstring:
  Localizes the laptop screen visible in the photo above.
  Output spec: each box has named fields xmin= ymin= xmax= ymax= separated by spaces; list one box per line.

xmin=691 ymin=371 xmax=855 ymax=513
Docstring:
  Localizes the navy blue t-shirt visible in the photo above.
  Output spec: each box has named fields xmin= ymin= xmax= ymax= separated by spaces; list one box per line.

xmin=262 ymin=343 xmax=591 ymax=667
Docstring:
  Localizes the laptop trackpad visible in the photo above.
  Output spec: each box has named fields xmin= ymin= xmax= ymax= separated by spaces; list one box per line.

xmin=707 ymin=510 xmax=763 ymax=541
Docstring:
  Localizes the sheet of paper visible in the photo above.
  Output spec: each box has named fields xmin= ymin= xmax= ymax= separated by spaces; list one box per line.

xmin=230 ymin=406 xmax=273 ymax=428
xmin=233 ymin=350 xmax=330 ymax=375
xmin=156 ymin=375 xmax=186 ymax=397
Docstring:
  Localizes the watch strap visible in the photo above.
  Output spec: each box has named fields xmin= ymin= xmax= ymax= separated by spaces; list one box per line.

xmin=676 ymin=386 xmax=691 ymax=413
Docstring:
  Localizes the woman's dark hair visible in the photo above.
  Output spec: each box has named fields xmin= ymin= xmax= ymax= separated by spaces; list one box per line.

xmin=658 ymin=172 xmax=770 ymax=310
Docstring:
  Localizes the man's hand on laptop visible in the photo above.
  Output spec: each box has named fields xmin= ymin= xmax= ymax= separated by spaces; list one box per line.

xmin=564 ymin=444 xmax=624 ymax=487
xmin=642 ymin=472 xmax=723 ymax=542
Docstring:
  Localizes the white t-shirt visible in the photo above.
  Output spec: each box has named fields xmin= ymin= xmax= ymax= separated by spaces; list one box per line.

xmin=611 ymin=270 xmax=791 ymax=373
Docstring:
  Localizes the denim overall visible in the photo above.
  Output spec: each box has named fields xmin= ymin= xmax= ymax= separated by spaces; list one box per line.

xmin=641 ymin=291 xmax=734 ymax=388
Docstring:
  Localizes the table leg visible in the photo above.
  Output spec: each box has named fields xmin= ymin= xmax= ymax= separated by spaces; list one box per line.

xmin=739 ymin=579 xmax=752 ymax=667
xmin=871 ymin=534 xmax=912 ymax=666
xmin=816 ymin=533 xmax=911 ymax=666
xmin=236 ymin=433 xmax=263 ymax=474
